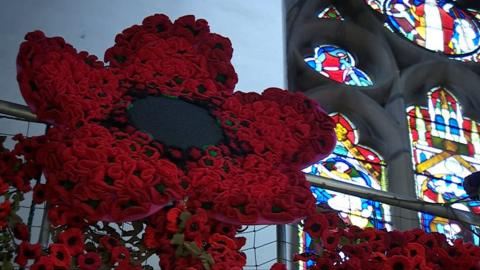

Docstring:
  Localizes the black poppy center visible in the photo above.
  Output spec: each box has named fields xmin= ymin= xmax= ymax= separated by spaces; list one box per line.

xmin=393 ymin=262 xmax=404 ymax=270
xmin=127 ymin=96 xmax=224 ymax=150
xmin=24 ymin=249 xmax=35 ymax=257
xmin=56 ymin=251 xmax=65 ymax=260
xmin=108 ymin=239 xmax=117 ymax=246
xmin=67 ymin=237 xmax=78 ymax=246
xmin=326 ymin=236 xmax=335 ymax=244
xmin=311 ymin=223 xmax=321 ymax=232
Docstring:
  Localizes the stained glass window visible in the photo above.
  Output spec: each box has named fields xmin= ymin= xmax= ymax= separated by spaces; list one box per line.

xmin=318 ymin=5 xmax=344 ymax=20
xmin=298 ymin=113 xmax=389 ymax=269
xmin=467 ymin=9 xmax=480 ymax=21
xmin=304 ymin=45 xmax=373 ymax=87
xmin=366 ymin=0 xmax=383 ymax=12
xmin=407 ymin=86 xmax=480 ymax=244
xmin=364 ymin=0 xmax=480 ymax=62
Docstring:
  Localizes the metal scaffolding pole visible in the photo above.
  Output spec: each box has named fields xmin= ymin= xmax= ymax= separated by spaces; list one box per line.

xmin=38 ymin=204 xmax=50 ymax=247
xmin=0 ymin=100 xmax=39 ymax=122
xmin=276 ymin=224 xmax=287 ymax=264
xmin=306 ymin=174 xmax=480 ymax=227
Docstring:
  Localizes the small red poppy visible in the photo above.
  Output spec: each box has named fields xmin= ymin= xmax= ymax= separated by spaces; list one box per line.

xmin=321 ymin=230 xmax=340 ymax=251
xmin=77 ymin=252 xmax=102 ymax=270
xmin=417 ymin=234 xmax=438 ymax=249
xmin=304 ymin=213 xmax=329 ymax=238
xmin=386 ymin=255 xmax=414 ymax=270
xmin=405 ymin=242 xmax=425 ymax=259
xmin=166 ymin=207 xmax=182 ymax=232
xmin=0 ymin=200 xmax=11 ymax=220
xmin=111 ymin=246 xmax=130 ymax=264
xmin=13 ymin=222 xmax=30 ymax=241
xmin=32 ymin=183 xmax=47 ymax=204
xmin=100 ymin=236 xmax=121 ymax=251
xmin=15 ymin=241 xmax=41 ymax=267
xmin=270 ymin=263 xmax=287 ymax=270
xmin=57 ymin=228 xmax=84 ymax=256
xmin=49 ymin=243 xmax=72 ymax=267
xmin=314 ymin=258 xmax=334 ymax=270
xmin=184 ymin=210 xmax=209 ymax=241
xmin=30 ymin=256 xmax=54 ymax=270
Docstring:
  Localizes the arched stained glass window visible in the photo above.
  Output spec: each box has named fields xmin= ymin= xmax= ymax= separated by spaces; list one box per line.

xmin=318 ymin=5 xmax=344 ymax=20
xmin=304 ymin=45 xmax=373 ymax=87
xmin=298 ymin=113 xmax=389 ymax=269
xmin=365 ymin=0 xmax=480 ymax=62
xmin=407 ymin=87 xmax=480 ymax=244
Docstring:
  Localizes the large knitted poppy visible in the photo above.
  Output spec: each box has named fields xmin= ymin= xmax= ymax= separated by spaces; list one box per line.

xmin=16 ymin=14 xmax=336 ymax=224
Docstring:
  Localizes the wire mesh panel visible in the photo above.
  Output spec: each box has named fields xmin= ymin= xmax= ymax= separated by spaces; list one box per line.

xmin=106 ymin=224 xmax=279 ymax=270
xmin=1 ymin=117 xmax=46 ymax=235
xmin=0 ymin=115 xmax=47 ymax=269
xmin=0 ymin=114 xmax=280 ymax=270
xmin=2 ymin=113 xmax=480 ymax=270
xmin=240 ymin=225 xmax=278 ymax=270
xmin=293 ymin=201 xmax=414 ymax=270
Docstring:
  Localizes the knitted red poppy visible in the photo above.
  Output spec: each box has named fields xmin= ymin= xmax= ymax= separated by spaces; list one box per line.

xmin=16 ymin=14 xmax=336 ymax=224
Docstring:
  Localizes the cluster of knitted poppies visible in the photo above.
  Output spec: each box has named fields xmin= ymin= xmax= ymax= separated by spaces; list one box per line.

xmin=16 ymin=229 xmax=145 ymax=270
xmin=296 ymin=209 xmax=480 ymax=270
xmin=16 ymin=14 xmax=336 ymax=224
xmin=144 ymin=203 xmax=246 ymax=270
xmin=0 ymin=12 xmax=339 ymax=270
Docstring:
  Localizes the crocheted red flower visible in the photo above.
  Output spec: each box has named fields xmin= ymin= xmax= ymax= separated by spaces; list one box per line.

xmin=16 ymin=14 xmax=336 ymax=224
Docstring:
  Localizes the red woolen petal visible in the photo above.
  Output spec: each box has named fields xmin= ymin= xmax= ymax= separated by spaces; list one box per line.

xmin=17 ymin=31 xmax=123 ymax=127
xmin=187 ymin=154 xmax=316 ymax=225
xmin=104 ymin=14 xmax=236 ymax=99
xmin=37 ymin=123 xmax=184 ymax=223
xmin=216 ymin=88 xmax=336 ymax=169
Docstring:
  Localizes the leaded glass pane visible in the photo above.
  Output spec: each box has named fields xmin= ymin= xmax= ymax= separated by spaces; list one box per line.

xmin=304 ymin=45 xmax=373 ymax=87
xmin=318 ymin=5 xmax=344 ymax=20
xmin=298 ymin=113 xmax=389 ymax=269
xmin=407 ymin=86 xmax=480 ymax=244
xmin=365 ymin=0 xmax=480 ymax=62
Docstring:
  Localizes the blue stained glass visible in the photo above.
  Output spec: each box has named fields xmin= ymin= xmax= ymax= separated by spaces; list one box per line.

xmin=302 ymin=113 xmax=388 ymax=229
xmin=304 ymin=45 xmax=373 ymax=87
xmin=298 ymin=114 xmax=388 ymax=269
xmin=310 ymin=186 xmax=386 ymax=229
xmin=420 ymin=152 xmax=427 ymax=162
xmin=435 ymin=114 xmax=446 ymax=131
xmin=310 ymin=185 xmax=333 ymax=202
xmin=304 ymin=234 xmax=315 ymax=267
xmin=425 ymin=174 xmax=465 ymax=202
xmin=449 ymin=118 xmax=460 ymax=135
